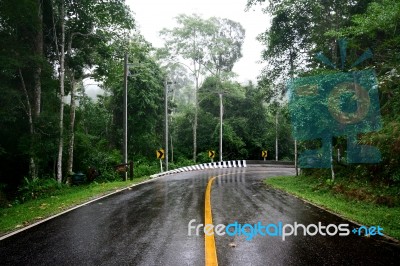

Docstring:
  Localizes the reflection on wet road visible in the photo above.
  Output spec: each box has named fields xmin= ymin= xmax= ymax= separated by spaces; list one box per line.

xmin=0 ymin=166 xmax=399 ymax=265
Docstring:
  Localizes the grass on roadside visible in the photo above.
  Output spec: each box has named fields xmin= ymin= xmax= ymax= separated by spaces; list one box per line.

xmin=0 ymin=177 xmax=149 ymax=236
xmin=265 ymin=175 xmax=400 ymax=241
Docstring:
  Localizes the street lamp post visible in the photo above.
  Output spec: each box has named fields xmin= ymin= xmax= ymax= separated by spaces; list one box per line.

xmin=276 ymin=111 xmax=279 ymax=161
xmin=164 ymin=80 xmax=169 ymax=172
xmin=123 ymin=54 xmax=128 ymax=181
xmin=219 ymin=92 xmax=223 ymax=162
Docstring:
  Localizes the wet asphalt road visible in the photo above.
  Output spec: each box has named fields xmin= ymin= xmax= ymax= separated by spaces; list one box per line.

xmin=0 ymin=165 xmax=399 ymax=265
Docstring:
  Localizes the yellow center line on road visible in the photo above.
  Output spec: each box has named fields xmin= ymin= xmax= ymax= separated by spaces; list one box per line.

xmin=204 ymin=172 xmax=245 ymax=266
xmin=205 ymin=176 xmax=218 ymax=266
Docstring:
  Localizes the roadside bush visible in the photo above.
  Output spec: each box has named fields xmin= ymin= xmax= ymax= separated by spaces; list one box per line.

xmin=93 ymin=168 xmax=121 ymax=183
xmin=0 ymin=183 xmax=8 ymax=207
xmin=18 ymin=177 xmax=64 ymax=202
xmin=134 ymin=162 xmax=159 ymax=177
xmin=391 ymin=171 xmax=400 ymax=183
xmin=81 ymin=145 xmax=122 ymax=182
xmin=171 ymin=157 xmax=196 ymax=168
xmin=197 ymin=152 xmax=211 ymax=164
xmin=74 ymin=132 xmax=122 ymax=182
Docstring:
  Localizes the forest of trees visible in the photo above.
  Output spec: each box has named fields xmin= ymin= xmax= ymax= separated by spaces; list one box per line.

xmin=0 ymin=0 xmax=399 ymax=202
xmin=247 ymin=0 xmax=400 ymax=183
xmin=0 ymin=1 xmax=293 ymax=201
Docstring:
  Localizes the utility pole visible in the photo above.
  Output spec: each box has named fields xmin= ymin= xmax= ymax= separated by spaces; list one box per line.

xmin=275 ymin=111 xmax=278 ymax=161
xmin=164 ymin=80 xmax=169 ymax=171
xmin=219 ymin=92 xmax=223 ymax=162
xmin=170 ymin=135 xmax=174 ymax=163
xmin=295 ymin=140 xmax=298 ymax=175
xmin=123 ymin=54 xmax=128 ymax=181
xmin=290 ymin=50 xmax=298 ymax=176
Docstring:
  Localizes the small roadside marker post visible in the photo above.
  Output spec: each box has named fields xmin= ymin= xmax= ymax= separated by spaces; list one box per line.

xmin=209 ymin=150 xmax=215 ymax=163
xmin=262 ymin=150 xmax=268 ymax=161
xmin=157 ymin=149 xmax=165 ymax=172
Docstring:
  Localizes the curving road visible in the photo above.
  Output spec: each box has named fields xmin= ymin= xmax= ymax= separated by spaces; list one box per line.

xmin=0 ymin=165 xmax=399 ymax=265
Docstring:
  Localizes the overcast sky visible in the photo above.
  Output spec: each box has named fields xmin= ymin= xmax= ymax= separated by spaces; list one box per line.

xmin=126 ymin=0 xmax=271 ymax=83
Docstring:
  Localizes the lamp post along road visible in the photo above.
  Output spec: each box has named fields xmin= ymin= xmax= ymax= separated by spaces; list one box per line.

xmin=123 ymin=54 xmax=128 ymax=181
xmin=289 ymin=52 xmax=298 ymax=176
xmin=276 ymin=111 xmax=278 ymax=161
xmin=164 ymin=80 xmax=169 ymax=172
xmin=219 ymin=93 xmax=223 ymax=162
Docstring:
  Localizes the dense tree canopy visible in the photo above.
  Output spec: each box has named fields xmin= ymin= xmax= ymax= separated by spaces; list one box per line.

xmin=1 ymin=0 xmax=399 ymax=202
xmin=248 ymin=0 xmax=400 ymax=182
xmin=160 ymin=14 xmax=245 ymax=162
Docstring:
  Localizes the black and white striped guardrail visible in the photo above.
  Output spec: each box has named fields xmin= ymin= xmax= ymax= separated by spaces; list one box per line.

xmin=150 ymin=160 xmax=247 ymax=179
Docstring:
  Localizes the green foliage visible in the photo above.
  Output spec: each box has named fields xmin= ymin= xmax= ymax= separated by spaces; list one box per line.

xmin=134 ymin=162 xmax=159 ymax=178
xmin=220 ymin=122 xmax=247 ymax=159
xmin=171 ymin=77 xmax=293 ymax=160
xmin=18 ymin=177 xmax=63 ymax=202
xmin=74 ymin=95 xmax=119 ymax=177
xmin=160 ymin=13 xmax=245 ymax=77
xmin=252 ymin=0 xmax=373 ymax=86
xmin=206 ymin=17 xmax=245 ymax=75
xmin=4 ymin=0 xmax=398 ymax=207
xmin=392 ymin=172 xmax=400 ymax=183
xmin=196 ymin=152 xmax=212 ymax=164
xmin=325 ymin=178 xmax=335 ymax=187
xmin=0 ymin=183 xmax=8 ymax=207
xmin=160 ymin=13 xmax=213 ymax=65
xmin=0 ymin=178 xmax=149 ymax=234
xmin=0 ymin=0 xmax=136 ymax=192
xmin=167 ymin=157 xmax=195 ymax=171
xmin=74 ymin=131 xmax=122 ymax=180
xmin=100 ymin=38 xmax=165 ymax=160
xmin=249 ymin=0 xmax=400 ymax=185
xmin=266 ymin=175 xmax=400 ymax=240
xmin=327 ymin=0 xmax=400 ymax=38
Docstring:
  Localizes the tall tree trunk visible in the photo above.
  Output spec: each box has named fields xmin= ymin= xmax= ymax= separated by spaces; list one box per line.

xmin=57 ymin=2 xmax=65 ymax=183
xmin=66 ymin=32 xmax=77 ymax=177
xmin=24 ymin=0 xmax=43 ymax=178
xmin=18 ymin=69 xmax=37 ymax=178
xmin=67 ymin=77 xmax=76 ymax=176
xmin=33 ymin=0 xmax=43 ymax=119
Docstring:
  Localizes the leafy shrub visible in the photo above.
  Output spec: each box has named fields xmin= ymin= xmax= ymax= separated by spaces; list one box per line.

xmin=326 ymin=178 xmax=335 ymax=187
xmin=134 ymin=162 xmax=159 ymax=177
xmin=391 ymin=171 xmax=400 ymax=183
xmin=78 ymin=142 xmax=122 ymax=182
xmin=171 ymin=157 xmax=196 ymax=168
xmin=0 ymin=183 xmax=8 ymax=207
xmin=197 ymin=152 xmax=211 ymax=164
xmin=94 ymin=169 xmax=121 ymax=182
xmin=18 ymin=177 xmax=63 ymax=202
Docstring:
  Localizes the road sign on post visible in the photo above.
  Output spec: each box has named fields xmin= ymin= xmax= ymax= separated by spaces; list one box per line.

xmin=208 ymin=150 xmax=215 ymax=162
xmin=208 ymin=150 xmax=215 ymax=158
xmin=157 ymin=149 xmax=165 ymax=172
xmin=157 ymin=149 xmax=165 ymax=159
xmin=262 ymin=150 xmax=268 ymax=161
